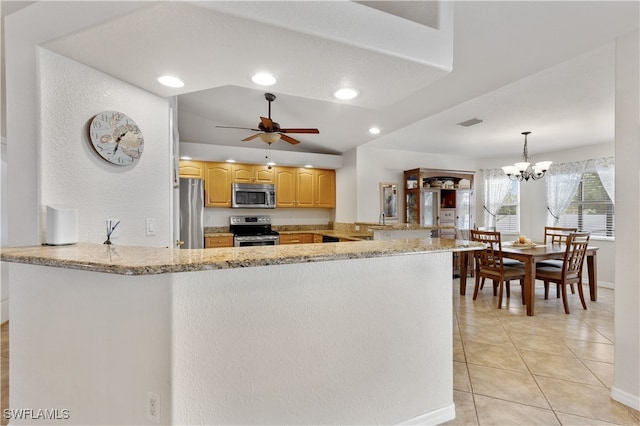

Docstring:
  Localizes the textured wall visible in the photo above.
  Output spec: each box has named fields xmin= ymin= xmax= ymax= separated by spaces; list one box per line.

xmin=39 ymin=49 xmax=172 ymax=247
xmin=172 ymin=253 xmax=453 ymax=425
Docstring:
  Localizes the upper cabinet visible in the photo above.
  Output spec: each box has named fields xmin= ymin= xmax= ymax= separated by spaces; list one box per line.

xmin=204 ymin=162 xmax=232 ymax=207
xmin=180 ymin=160 xmax=336 ymax=209
xmin=274 ymin=166 xmax=335 ymax=208
xmin=231 ymin=164 xmax=274 ymax=184
xmin=178 ymin=160 xmax=205 ymax=179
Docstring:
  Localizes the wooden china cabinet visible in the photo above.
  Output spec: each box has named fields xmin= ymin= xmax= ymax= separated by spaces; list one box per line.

xmin=404 ymin=168 xmax=475 ymax=276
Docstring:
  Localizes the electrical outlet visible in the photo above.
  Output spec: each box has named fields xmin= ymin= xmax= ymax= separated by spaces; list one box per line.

xmin=147 ymin=392 xmax=160 ymax=423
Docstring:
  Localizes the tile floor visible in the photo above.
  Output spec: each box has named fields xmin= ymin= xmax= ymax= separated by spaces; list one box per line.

xmin=447 ymin=278 xmax=640 ymax=425
xmin=0 ymin=282 xmax=638 ymax=425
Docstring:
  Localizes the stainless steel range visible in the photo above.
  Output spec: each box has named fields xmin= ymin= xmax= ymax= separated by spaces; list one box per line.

xmin=230 ymin=215 xmax=280 ymax=247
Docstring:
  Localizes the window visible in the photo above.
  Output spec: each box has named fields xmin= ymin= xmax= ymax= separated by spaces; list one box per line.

xmin=494 ymin=180 xmax=519 ymax=234
xmin=558 ymin=170 xmax=614 ymax=238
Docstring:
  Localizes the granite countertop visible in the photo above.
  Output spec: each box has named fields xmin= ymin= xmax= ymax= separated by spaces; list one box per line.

xmin=0 ymin=240 xmax=483 ymax=276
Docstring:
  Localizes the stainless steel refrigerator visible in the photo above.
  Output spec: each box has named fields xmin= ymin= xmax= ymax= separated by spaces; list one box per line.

xmin=179 ymin=178 xmax=204 ymax=249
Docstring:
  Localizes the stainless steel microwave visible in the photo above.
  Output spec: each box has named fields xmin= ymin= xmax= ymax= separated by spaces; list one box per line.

xmin=231 ymin=183 xmax=276 ymax=208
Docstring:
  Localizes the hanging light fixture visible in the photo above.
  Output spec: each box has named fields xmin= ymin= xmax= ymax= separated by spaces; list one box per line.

xmin=258 ymin=133 xmax=281 ymax=144
xmin=502 ymin=131 xmax=552 ymax=181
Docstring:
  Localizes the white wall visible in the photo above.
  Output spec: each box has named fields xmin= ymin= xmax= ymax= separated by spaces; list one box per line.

xmin=612 ymin=29 xmax=640 ymax=411
xmin=1 ymin=138 xmax=7 ymax=322
xmin=39 ymin=49 xmax=172 ymax=246
xmin=354 ymin=146 xmax=478 ymax=224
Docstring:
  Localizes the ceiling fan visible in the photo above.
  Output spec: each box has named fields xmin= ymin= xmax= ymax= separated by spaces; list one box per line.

xmin=216 ymin=93 xmax=319 ymax=145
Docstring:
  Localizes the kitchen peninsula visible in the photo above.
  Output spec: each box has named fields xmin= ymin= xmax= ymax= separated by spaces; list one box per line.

xmin=2 ymin=239 xmax=481 ymax=425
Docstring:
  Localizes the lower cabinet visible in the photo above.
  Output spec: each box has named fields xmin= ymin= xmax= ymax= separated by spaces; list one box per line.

xmin=205 ymin=236 xmax=234 ymax=248
xmin=279 ymin=233 xmax=314 ymax=245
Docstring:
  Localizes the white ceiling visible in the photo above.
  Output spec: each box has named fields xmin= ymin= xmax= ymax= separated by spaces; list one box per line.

xmin=14 ymin=1 xmax=640 ymax=158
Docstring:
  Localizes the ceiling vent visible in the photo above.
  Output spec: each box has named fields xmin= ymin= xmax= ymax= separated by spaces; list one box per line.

xmin=457 ymin=118 xmax=483 ymax=127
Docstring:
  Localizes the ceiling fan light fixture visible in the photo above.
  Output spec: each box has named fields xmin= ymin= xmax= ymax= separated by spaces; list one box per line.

xmin=251 ymin=72 xmax=277 ymax=86
xmin=259 ymin=133 xmax=281 ymax=144
xmin=333 ymin=88 xmax=359 ymax=100
xmin=157 ymin=75 xmax=184 ymax=88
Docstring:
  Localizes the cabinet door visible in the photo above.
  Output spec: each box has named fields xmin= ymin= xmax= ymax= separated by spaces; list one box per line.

xmin=205 ymin=236 xmax=233 ymax=248
xmin=179 ymin=160 xmax=204 ymax=179
xmin=274 ymin=167 xmax=296 ymax=207
xmin=315 ymin=169 xmax=336 ymax=208
xmin=456 ymin=189 xmax=472 ymax=239
xmin=204 ymin=163 xmax=231 ymax=207
xmin=253 ymin=165 xmax=274 ymax=183
xmin=231 ymin=164 xmax=254 ymax=183
xmin=295 ymin=168 xmax=315 ymax=208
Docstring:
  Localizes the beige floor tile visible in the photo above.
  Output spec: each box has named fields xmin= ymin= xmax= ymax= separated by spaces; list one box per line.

xmin=459 ymin=325 xmax=514 ymax=347
xmin=563 ymin=339 xmax=615 ymax=363
xmin=474 ymin=394 xmax=559 ymax=426
xmin=520 ymin=350 xmax=601 ymax=386
xmin=535 ymin=376 xmax=639 ymax=425
xmin=555 ymin=412 xmax=621 ymax=425
xmin=468 ymin=364 xmax=550 ymax=409
xmin=508 ymin=331 xmax=574 ymax=356
xmin=453 ymin=333 xmax=466 ymax=363
xmin=582 ymin=359 xmax=614 ymax=389
xmin=464 ymin=341 xmax=528 ymax=373
xmin=453 ymin=360 xmax=471 ymax=392
xmin=442 ymin=390 xmax=478 ymax=426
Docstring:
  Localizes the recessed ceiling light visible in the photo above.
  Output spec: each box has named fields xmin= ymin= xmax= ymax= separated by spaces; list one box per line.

xmin=251 ymin=72 xmax=277 ymax=86
xmin=267 ymin=161 xmax=276 ymax=166
xmin=225 ymin=159 xmax=236 ymax=163
xmin=369 ymin=127 xmax=381 ymax=135
xmin=333 ymin=88 xmax=359 ymax=100
xmin=158 ymin=75 xmax=185 ymax=88
xmin=180 ymin=156 xmax=192 ymax=160
xmin=304 ymin=164 xmax=314 ymax=168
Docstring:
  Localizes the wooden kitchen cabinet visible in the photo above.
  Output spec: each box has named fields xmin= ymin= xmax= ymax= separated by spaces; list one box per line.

xmin=205 ymin=236 xmax=233 ymax=248
xmin=274 ymin=167 xmax=335 ymax=208
xmin=179 ymin=160 xmax=205 ymax=179
xmin=279 ymin=233 xmax=314 ymax=245
xmin=231 ymin=164 xmax=274 ymax=183
xmin=204 ymin=162 xmax=232 ymax=207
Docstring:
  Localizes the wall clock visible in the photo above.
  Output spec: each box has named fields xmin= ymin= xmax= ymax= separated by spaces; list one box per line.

xmin=89 ymin=111 xmax=144 ymax=166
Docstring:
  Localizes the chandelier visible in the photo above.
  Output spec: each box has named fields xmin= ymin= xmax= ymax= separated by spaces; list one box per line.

xmin=502 ymin=131 xmax=552 ymax=181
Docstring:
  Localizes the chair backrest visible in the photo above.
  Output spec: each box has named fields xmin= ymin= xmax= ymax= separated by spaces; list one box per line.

xmin=474 ymin=224 xmax=497 ymax=231
xmin=561 ymin=232 xmax=590 ymax=281
xmin=470 ymin=229 xmax=504 ymax=273
xmin=544 ymin=226 xmax=578 ymax=244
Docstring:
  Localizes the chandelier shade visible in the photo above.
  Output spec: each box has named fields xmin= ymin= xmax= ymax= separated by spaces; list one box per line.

xmin=502 ymin=132 xmax=552 ymax=181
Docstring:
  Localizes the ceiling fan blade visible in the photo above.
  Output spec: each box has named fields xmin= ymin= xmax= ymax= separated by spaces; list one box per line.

xmin=216 ymin=125 xmax=261 ymax=132
xmin=279 ymin=134 xmax=300 ymax=145
xmin=260 ymin=117 xmax=274 ymax=131
xmin=242 ymin=134 xmax=263 ymax=142
xmin=279 ymin=128 xmax=319 ymax=134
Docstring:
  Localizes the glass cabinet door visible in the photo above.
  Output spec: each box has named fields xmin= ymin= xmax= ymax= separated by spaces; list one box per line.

xmin=421 ymin=189 xmax=439 ymax=227
xmin=406 ymin=191 xmax=418 ymax=224
xmin=456 ymin=189 xmax=472 ymax=239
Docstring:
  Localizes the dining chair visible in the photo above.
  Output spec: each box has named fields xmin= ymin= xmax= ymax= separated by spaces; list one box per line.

xmin=539 ymin=226 xmax=579 ymax=295
xmin=470 ymin=229 xmax=526 ymax=309
xmin=536 ymin=232 xmax=590 ymax=314
xmin=471 ymin=224 xmax=522 ymax=284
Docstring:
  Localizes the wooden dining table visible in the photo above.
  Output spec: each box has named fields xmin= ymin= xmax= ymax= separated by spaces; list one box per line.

xmin=458 ymin=243 xmax=599 ymax=316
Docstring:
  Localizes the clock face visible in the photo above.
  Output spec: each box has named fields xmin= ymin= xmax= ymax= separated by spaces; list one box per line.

xmin=89 ymin=111 xmax=144 ymax=166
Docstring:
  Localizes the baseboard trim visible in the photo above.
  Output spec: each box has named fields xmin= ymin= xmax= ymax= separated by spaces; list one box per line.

xmin=611 ymin=386 xmax=640 ymax=411
xmin=397 ymin=404 xmax=455 ymax=425
xmin=597 ymin=281 xmax=614 ymax=290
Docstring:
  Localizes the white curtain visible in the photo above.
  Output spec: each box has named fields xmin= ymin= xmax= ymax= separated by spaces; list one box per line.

xmin=545 ymin=160 xmax=587 ymax=225
xmin=482 ymin=169 xmax=512 ymax=227
xmin=594 ymin=157 xmax=615 ymax=204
